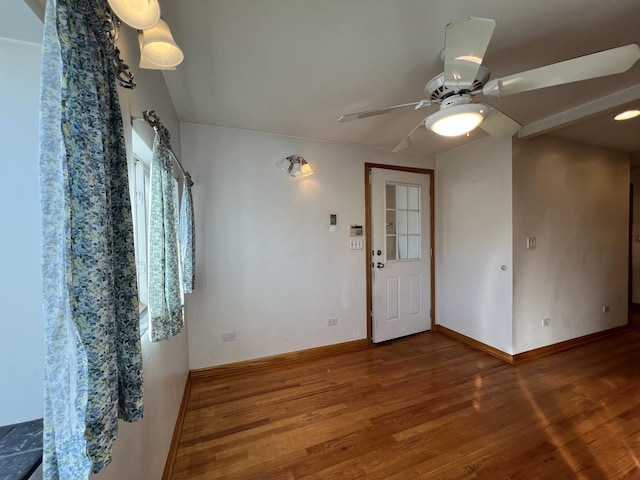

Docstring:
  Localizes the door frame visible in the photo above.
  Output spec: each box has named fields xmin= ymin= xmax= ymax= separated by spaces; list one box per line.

xmin=364 ymin=163 xmax=436 ymax=342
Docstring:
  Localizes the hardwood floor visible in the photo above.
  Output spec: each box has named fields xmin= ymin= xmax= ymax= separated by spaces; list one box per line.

xmin=172 ymin=331 xmax=640 ymax=479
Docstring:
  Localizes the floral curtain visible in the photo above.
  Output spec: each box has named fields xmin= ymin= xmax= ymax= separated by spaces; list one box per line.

xmin=148 ymin=126 xmax=184 ymax=342
xmin=180 ymin=172 xmax=195 ymax=293
xmin=39 ymin=0 xmax=143 ymax=478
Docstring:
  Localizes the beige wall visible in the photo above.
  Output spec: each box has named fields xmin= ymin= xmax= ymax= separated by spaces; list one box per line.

xmin=512 ymin=136 xmax=629 ymax=354
xmin=435 ymin=136 xmax=514 ymax=354
xmin=630 ymin=153 xmax=640 ymax=303
xmin=181 ymin=122 xmax=434 ymax=369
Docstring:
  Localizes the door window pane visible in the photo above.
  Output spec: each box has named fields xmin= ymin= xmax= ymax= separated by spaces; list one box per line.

xmin=408 ymin=235 xmax=420 ymax=259
xmin=386 ymin=184 xmax=396 ymax=209
xmin=396 ymin=211 xmax=408 ymax=235
xmin=386 ymin=236 xmax=397 ymax=261
xmin=408 ymin=211 xmax=420 ymax=235
xmin=385 ymin=181 xmax=422 ymax=261
xmin=396 ymin=185 xmax=408 ymax=209
xmin=386 ymin=210 xmax=396 ymax=235
xmin=397 ymin=235 xmax=408 ymax=260
xmin=408 ymin=186 xmax=419 ymax=210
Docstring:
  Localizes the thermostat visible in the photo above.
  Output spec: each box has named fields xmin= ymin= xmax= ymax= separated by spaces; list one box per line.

xmin=350 ymin=225 xmax=363 ymax=236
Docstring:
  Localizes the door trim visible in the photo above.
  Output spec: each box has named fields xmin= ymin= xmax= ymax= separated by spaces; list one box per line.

xmin=364 ymin=163 xmax=436 ymax=342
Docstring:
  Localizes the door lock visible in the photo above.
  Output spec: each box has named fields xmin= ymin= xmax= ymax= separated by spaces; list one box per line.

xmin=376 ymin=250 xmax=382 ymax=256
xmin=376 ymin=262 xmax=385 ymax=269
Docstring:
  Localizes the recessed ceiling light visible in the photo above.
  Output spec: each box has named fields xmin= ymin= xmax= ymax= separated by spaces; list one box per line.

xmin=614 ymin=109 xmax=640 ymax=121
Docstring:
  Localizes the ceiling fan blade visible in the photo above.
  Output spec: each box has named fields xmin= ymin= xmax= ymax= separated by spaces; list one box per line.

xmin=391 ymin=121 xmax=425 ymax=153
xmin=483 ymin=43 xmax=640 ymax=97
xmin=338 ymin=101 xmax=427 ymax=122
xmin=444 ymin=17 xmax=496 ymax=89
xmin=479 ymin=105 xmax=522 ymax=138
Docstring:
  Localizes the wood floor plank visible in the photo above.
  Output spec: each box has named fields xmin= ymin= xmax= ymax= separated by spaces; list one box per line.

xmin=172 ymin=330 xmax=640 ymax=479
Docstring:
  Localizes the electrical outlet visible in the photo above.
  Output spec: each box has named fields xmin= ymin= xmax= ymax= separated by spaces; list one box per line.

xmin=327 ymin=317 xmax=338 ymax=326
xmin=350 ymin=239 xmax=363 ymax=250
xmin=221 ymin=332 xmax=236 ymax=341
xmin=603 ymin=305 xmax=610 ymax=313
xmin=542 ymin=318 xmax=551 ymax=327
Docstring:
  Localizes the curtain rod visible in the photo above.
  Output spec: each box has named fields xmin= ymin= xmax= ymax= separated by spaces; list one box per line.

xmin=131 ymin=110 xmax=193 ymax=185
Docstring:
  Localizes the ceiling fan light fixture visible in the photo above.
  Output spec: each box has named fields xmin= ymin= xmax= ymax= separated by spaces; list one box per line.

xmin=614 ymin=109 xmax=640 ymax=121
xmin=425 ymin=103 xmax=487 ymax=137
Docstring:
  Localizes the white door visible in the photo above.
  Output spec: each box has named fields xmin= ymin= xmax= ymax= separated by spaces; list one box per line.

xmin=370 ymin=168 xmax=431 ymax=343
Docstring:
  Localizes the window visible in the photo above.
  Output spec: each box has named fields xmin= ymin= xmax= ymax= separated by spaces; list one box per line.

xmin=128 ymin=128 xmax=182 ymax=337
xmin=385 ymin=182 xmax=421 ymax=261
xmin=132 ymin=154 xmax=150 ymax=311
xmin=129 ymin=129 xmax=153 ymax=336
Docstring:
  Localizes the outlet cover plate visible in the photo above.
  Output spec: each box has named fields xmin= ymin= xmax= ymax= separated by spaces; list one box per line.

xmin=221 ymin=332 xmax=236 ymax=341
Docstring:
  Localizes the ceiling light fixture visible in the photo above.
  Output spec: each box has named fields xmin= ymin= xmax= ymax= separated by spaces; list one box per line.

xmin=278 ymin=155 xmax=314 ymax=178
xmin=425 ymin=103 xmax=488 ymax=137
xmin=107 ymin=0 xmax=160 ymax=30
xmin=614 ymin=109 xmax=640 ymax=121
xmin=140 ymin=19 xmax=185 ymax=68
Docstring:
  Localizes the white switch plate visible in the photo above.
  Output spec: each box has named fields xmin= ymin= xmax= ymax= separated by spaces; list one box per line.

xmin=527 ymin=237 xmax=536 ymax=249
xmin=350 ymin=239 xmax=363 ymax=250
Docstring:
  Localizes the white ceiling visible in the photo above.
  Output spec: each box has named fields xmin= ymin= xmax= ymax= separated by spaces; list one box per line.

xmin=160 ymin=0 xmax=640 ymax=156
xmin=2 ymin=1 xmax=43 ymax=44
xmin=5 ymin=0 xmax=640 ymax=156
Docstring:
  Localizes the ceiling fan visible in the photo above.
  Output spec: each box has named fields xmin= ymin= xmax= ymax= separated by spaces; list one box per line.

xmin=338 ymin=17 xmax=640 ymax=152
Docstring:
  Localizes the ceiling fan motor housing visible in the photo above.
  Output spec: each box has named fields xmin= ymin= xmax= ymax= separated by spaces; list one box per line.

xmin=425 ymin=65 xmax=490 ymax=101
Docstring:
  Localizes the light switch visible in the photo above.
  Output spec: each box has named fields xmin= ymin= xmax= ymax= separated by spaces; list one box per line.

xmin=350 ymin=239 xmax=363 ymax=250
xmin=526 ymin=237 xmax=536 ymax=249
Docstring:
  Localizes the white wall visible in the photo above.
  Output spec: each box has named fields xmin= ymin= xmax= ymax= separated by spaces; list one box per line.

xmin=0 ymin=36 xmax=44 ymax=425
xmin=512 ymin=136 xmax=629 ymax=354
xmin=181 ymin=123 xmax=434 ymax=369
xmin=435 ymin=136 xmax=514 ymax=354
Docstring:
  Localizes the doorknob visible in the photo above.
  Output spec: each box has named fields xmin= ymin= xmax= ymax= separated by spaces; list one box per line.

xmin=376 ymin=262 xmax=385 ymax=269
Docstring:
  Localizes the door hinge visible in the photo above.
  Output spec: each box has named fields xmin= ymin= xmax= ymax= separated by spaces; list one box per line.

xmin=430 ymin=247 xmax=433 ymax=258
xmin=430 ymin=308 xmax=433 ymax=320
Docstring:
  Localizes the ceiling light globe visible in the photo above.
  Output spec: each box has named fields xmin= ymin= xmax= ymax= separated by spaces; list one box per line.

xmin=425 ymin=104 xmax=487 ymax=137
xmin=108 ymin=0 xmax=160 ymax=30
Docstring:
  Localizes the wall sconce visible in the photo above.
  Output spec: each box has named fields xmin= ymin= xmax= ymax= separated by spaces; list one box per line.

xmin=107 ymin=0 xmax=160 ymax=30
xmin=107 ymin=0 xmax=184 ymax=78
xmin=278 ymin=155 xmax=314 ymax=177
xmin=139 ymin=19 xmax=184 ymax=68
